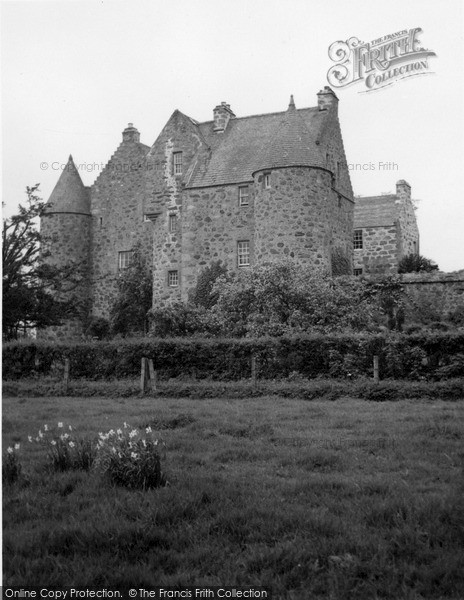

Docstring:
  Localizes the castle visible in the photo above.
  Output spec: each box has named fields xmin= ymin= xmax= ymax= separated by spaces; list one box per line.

xmin=41 ymin=86 xmax=419 ymax=338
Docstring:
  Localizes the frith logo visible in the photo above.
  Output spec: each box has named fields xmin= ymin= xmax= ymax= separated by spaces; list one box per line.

xmin=327 ymin=28 xmax=436 ymax=92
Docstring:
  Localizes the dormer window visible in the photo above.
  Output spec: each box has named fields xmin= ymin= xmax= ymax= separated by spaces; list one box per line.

xmin=238 ymin=186 xmax=249 ymax=206
xmin=264 ymin=173 xmax=271 ymax=189
xmin=173 ymin=152 xmax=182 ymax=175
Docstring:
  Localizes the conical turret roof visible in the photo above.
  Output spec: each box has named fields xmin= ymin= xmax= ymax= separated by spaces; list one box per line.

xmin=252 ymin=96 xmax=327 ymax=174
xmin=45 ymin=155 xmax=90 ymax=214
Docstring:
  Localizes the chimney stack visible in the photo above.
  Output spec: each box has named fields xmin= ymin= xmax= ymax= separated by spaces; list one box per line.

xmin=396 ymin=179 xmax=411 ymax=203
xmin=317 ymin=86 xmax=338 ymax=111
xmin=213 ymin=102 xmax=236 ymax=133
xmin=122 ymin=123 xmax=140 ymax=143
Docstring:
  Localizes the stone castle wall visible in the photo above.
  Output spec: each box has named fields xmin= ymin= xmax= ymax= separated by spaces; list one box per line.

xmin=182 ymin=184 xmax=254 ymax=299
xmin=39 ymin=212 xmax=91 ymax=339
xmin=253 ymin=168 xmax=353 ymax=272
xmin=354 ymin=225 xmax=398 ymax=275
xmin=90 ymin=138 xmax=152 ymax=317
xmin=146 ymin=111 xmax=208 ymax=306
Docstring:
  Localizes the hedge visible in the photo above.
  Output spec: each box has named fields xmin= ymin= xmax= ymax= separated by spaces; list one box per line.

xmin=3 ymin=332 xmax=464 ymax=381
xmin=3 ymin=377 xmax=464 ymax=401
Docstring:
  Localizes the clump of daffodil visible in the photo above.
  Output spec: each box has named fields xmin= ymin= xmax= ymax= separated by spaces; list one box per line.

xmin=94 ymin=423 xmax=167 ymax=490
xmin=29 ymin=422 xmax=94 ymax=471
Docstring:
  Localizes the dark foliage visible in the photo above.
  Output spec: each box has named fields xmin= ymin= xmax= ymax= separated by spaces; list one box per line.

xmin=3 ymin=332 xmax=464 ymax=381
xmin=398 ymin=253 xmax=439 ymax=273
xmin=188 ymin=260 xmax=228 ymax=308
xmin=109 ymin=244 xmax=152 ymax=337
xmin=2 ymin=186 xmax=85 ymax=340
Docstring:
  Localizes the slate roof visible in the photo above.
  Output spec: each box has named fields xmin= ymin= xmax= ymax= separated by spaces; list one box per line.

xmin=45 ymin=155 xmax=90 ymax=215
xmin=186 ymin=102 xmax=330 ymax=188
xmin=354 ymin=195 xmax=398 ymax=227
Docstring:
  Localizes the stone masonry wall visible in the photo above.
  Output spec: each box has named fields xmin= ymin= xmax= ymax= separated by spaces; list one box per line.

xmin=38 ymin=212 xmax=91 ymax=339
xmin=253 ymin=168 xmax=353 ymax=272
xmin=353 ymin=224 xmax=399 ymax=275
xmin=90 ymin=138 xmax=151 ymax=318
xmin=402 ymin=270 xmax=464 ymax=317
xmin=181 ymin=183 xmax=254 ymax=299
xmin=146 ymin=111 xmax=209 ymax=306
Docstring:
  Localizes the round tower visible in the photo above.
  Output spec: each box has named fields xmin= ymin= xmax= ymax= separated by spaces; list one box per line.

xmin=39 ymin=155 xmax=91 ymax=340
xmin=252 ymin=96 xmax=335 ymax=271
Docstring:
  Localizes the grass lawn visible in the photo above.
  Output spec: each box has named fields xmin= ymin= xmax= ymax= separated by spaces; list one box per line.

xmin=3 ymin=394 xmax=464 ymax=599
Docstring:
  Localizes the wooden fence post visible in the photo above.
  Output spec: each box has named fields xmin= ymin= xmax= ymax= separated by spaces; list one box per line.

xmin=141 ymin=357 xmax=148 ymax=393
xmin=64 ymin=358 xmax=70 ymax=393
xmin=251 ymin=354 xmax=257 ymax=387
xmin=373 ymin=355 xmax=379 ymax=383
xmin=148 ymin=359 xmax=157 ymax=392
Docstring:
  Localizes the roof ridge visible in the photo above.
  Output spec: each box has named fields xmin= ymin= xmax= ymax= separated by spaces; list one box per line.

xmin=198 ymin=106 xmax=318 ymax=126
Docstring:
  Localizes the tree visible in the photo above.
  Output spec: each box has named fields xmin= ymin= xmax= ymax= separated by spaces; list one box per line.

xmin=211 ymin=261 xmax=375 ymax=337
xmin=188 ymin=260 xmax=228 ymax=308
xmin=109 ymin=244 xmax=152 ymax=336
xmin=2 ymin=186 xmax=83 ymax=340
xmin=398 ymin=253 xmax=439 ymax=273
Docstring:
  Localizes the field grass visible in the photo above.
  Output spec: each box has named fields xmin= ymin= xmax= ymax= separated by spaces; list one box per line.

xmin=3 ymin=393 xmax=464 ymax=599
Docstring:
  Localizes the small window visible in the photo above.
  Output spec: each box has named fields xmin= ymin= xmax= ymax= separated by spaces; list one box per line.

xmin=168 ymin=270 xmax=179 ymax=287
xmin=264 ymin=173 xmax=271 ymax=189
xmin=118 ymin=250 xmax=133 ymax=270
xmin=99 ymin=217 xmax=103 ymax=228
xmin=354 ymin=268 xmax=363 ymax=276
xmin=353 ymin=229 xmax=363 ymax=250
xmin=237 ymin=241 xmax=250 ymax=267
xmin=239 ymin=186 xmax=249 ymax=206
xmin=173 ymin=152 xmax=182 ymax=175
xmin=169 ymin=214 xmax=178 ymax=232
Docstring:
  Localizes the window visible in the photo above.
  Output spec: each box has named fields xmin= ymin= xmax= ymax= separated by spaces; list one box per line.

xmin=239 ymin=186 xmax=249 ymax=206
xmin=237 ymin=241 xmax=250 ymax=267
xmin=169 ymin=213 xmax=178 ymax=232
xmin=173 ymin=152 xmax=182 ymax=175
xmin=353 ymin=229 xmax=363 ymax=250
xmin=264 ymin=173 xmax=271 ymax=189
xmin=168 ymin=270 xmax=179 ymax=287
xmin=118 ymin=250 xmax=133 ymax=270
xmin=354 ymin=268 xmax=363 ymax=276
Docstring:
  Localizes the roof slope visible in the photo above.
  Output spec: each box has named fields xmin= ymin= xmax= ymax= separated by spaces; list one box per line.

xmin=45 ymin=155 xmax=90 ymax=214
xmin=354 ymin=195 xmax=398 ymax=227
xmin=187 ymin=103 xmax=329 ymax=188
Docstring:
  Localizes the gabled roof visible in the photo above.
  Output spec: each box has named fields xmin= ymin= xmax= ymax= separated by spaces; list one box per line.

xmin=354 ymin=195 xmax=398 ymax=227
xmin=45 ymin=155 xmax=90 ymax=215
xmin=186 ymin=102 xmax=330 ymax=188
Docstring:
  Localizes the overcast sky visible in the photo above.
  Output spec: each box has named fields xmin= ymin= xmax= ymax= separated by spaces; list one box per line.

xmin=2 ymin=0 xmax=463 ymax=271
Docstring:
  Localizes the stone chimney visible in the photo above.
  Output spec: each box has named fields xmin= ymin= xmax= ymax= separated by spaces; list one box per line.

xmin=122 ymin=123 xmax=140 ymax=143
xmin=213 ymin=102 xmax=235 ymax=133
xmin=396 ymin=179 xmax=411 ymax=203
xmin=317 ymin=86 xmax=338 ymax=111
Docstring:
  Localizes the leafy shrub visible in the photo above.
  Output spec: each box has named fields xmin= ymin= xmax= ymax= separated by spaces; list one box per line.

xmin=2 ymin=445 xmax=22 ymax=485
xmin=188 ymin=260 xmax=228 ymax=308
xmin=94 ymin=424 xmax=167 ymax=490
xmin=29 ymin=422 xmax=96 ymax=471
xmin=398 ymin=253 xmax=439 ymax=273
xmin=84 ymin=317 xmax=110 ymax=340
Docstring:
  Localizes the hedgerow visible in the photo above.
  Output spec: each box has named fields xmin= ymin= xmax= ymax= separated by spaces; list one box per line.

xmin=3 ymin=377 xmax=464 ymax=401
xmin=3 ymin=332 xmax=464 ymax=381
